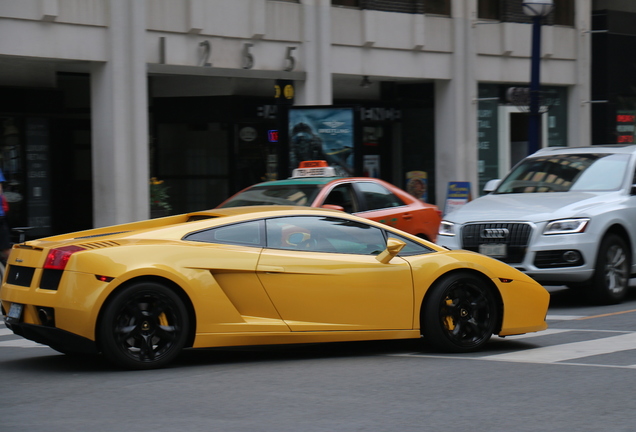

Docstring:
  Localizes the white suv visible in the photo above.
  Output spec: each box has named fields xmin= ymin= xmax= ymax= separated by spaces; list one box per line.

xmin=437 ymin=145 xmax=636 ymax=304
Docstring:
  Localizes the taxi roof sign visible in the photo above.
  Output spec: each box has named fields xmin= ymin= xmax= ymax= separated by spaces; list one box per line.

xmin=291 ymin=160 xmax=337 ymax=178
xmin=298 ymin=160 xmax=329 ymax=168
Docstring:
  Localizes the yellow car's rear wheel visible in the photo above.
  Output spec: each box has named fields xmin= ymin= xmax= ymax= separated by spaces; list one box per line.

xmin=99 ymin=281 xmax=189 ymax=369
xmin=422 ymin=271 xmax=497 ymax=352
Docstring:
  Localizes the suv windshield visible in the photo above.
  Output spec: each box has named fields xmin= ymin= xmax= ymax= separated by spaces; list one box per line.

xmin=495 ymin=153 xmax=631 ymax=194
xmin=219 ymin=184 xmax=322 ymax=207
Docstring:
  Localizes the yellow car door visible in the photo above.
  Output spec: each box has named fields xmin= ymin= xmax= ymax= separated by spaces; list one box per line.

xmin=257 ymin=215 xmax=413 ymax=331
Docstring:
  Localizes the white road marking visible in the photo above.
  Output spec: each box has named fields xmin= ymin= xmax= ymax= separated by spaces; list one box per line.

xmin=0 ymin=323 xmax=46 ymax=348
xmin=482 ymin=332 xmax=636 ymax=363
xmin=546 ymin=314 xmax=585 ymax=320
xmin=0 ymin=338 xmax=47 ymax=348
xmin=501 ymin=328 xmax=572 ymax=339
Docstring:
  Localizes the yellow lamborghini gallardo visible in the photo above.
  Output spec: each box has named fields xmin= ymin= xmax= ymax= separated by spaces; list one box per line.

xmin=0 ymin=206 xmax=549 ymax=369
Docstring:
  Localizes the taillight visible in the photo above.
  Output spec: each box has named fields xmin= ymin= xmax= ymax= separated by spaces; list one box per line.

xmin=44 ymin=246 xmax=86 ymax=270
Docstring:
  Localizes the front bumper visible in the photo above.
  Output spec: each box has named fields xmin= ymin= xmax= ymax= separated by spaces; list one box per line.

xmin=437 ymin=229 xmax=598 ymax=285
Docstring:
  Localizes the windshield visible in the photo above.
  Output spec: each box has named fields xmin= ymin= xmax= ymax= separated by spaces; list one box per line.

xmin=494 ymin=153 xmax=631 ymax=194
xmin=219 ymin=184 xmax=322 ymax=208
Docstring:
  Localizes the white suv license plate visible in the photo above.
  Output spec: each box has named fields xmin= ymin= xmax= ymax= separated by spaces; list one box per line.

xmin=479 ymin=243 xmax=507 ymax=258
xmin=8 ymin=303 xmax=23 ymax=319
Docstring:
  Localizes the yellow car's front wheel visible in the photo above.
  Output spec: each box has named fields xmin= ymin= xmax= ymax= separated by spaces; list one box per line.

xmin=98 ymin=281 xmax=189 ymax=369
xmin=422 ymin=271 xmax=498 ymax=352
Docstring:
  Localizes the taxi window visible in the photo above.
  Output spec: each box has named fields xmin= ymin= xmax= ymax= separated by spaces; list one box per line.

xmin=184 ymin=220 xmax=264 ymax=247
xmin=266 ymin=216 xmax=386 ymax=255
xmin=356 ymin=182 xmax=404 ymax=210
xmin=323 ymin=184 xmax=357 ymax=213
xmin=219 ymin=184 xmax=321 ymax=207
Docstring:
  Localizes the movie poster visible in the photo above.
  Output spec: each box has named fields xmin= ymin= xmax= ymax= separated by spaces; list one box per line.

xmin=288 ymin=107 xmax=354 ymax=176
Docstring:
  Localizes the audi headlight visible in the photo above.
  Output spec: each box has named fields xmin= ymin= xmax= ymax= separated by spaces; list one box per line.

xmin=543 ymin=218 xmax=590 ymax=235
xmin=439 ymin=220 xmax=456 ymax=236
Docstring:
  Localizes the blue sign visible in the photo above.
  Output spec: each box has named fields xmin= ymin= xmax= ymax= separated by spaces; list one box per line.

xmin=444 ymin=181 xmax=472 ymax=216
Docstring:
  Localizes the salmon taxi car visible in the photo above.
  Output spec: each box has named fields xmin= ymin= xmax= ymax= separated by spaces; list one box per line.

xmin=1 ymin=206 xmax=549 ymax=369
xmin=217 ymin=161 xmax=442 ymax=242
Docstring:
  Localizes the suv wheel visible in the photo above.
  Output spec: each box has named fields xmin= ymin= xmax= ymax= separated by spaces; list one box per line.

xmin=587 ymin=233 xmax=630 ymax=305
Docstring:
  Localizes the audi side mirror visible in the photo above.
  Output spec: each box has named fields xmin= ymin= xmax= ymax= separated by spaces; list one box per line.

xmin=483 ymin=179 xmax=501 ymax=193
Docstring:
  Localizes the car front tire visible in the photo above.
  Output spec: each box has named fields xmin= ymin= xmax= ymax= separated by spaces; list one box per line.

xmin=587 ymin=233 xmax=630 ymax=305
xmin=421 ymin=271 xmax=498 ymax=352
xmin=99 ymin=281 xmax=189 ymax=370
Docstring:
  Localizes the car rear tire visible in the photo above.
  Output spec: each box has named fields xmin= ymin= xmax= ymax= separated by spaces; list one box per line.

xmin=421 ymin=271 xmax=497 ymax=352
xmin=586 ymin=233 xmax=630 ymax=305
xmin=99 ymin=281 xmax=189 ymax=370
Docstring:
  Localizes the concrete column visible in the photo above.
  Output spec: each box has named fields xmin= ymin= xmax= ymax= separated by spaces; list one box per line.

xmin=435 ymin=0 xmax=477 ymax=209
xmin=571 ymin=0 xmax=592 ymax=146
xmin=91 ymin=0 xmax=148 ymax=227
xmin=296 ymin=0 xmax=332 ymax=105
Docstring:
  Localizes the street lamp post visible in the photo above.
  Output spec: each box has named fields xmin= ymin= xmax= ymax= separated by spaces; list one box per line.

xmin=522 ymin=0 xmax=554 ymax=155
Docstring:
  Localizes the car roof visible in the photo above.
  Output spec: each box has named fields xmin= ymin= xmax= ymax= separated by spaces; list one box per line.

xmin=188 ymin=205 xmax=323 ymax=218
xmin=249 ymin=177 xmax=342 ymax=187
xmin=532 ymin=145 xmax=636 ymax=156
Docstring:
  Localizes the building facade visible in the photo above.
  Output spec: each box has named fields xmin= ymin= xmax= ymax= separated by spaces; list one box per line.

xmin=0 ymin=0 xmax=592 ymax=236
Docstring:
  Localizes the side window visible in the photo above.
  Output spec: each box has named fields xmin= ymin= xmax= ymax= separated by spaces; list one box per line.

xmin=357 ymin=182 xmax=405 ymax=211
xmin=388 ymin=232 xmax=435 ymax=256
xmin=266 ymin=216 xmax=386 ymax=255
xmin=323 ymin=184 xmax=357 ymax=213
xmin=184 ymin=220 xmax=263 ymax=246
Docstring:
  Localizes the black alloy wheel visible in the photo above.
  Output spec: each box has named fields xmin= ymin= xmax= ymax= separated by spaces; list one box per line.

xmin=99 ymin=282 xmax=189 ymax=369
xmin=587 ymin=233 xmax=630 ymax=305
xmin=422 ymin=271 xmax=498 ymax=352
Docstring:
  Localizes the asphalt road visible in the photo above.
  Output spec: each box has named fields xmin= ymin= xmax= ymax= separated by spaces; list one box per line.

xmin=2 ymin=284 xmax=636 ymax=432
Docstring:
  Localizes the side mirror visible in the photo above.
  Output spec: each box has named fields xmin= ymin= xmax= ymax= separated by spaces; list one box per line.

xmin=483 ymin=179 xmax=501 ymax=193
xmin=376 ymin=238 xmax=406 ymax=264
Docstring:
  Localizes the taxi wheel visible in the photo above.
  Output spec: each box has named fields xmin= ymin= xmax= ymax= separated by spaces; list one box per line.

xmin=98 ymin=281 xmax=189 ymax=370
xmin=421 ymin=271 xmax=497 ymax=353
xmin=587 ymin=234 xmax=630 ymax=305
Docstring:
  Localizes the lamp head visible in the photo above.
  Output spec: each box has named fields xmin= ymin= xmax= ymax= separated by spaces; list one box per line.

xmin=522 ymin=0 xmax=554 ymax=17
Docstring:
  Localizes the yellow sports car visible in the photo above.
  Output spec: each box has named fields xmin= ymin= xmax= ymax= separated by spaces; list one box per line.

xmin=0 ymin=206 xmax=549 ymax=369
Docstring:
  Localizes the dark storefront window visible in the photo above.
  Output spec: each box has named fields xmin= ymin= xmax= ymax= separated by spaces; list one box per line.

xmin=0 ymin=77 xmax=92 ymax=238
xmin=423 ymin=0 xmax=450 ymax=15
xmin=591 ymin=9 xmax=636 ymax=144
xmin=479 ymin=0 xmax=574 ymax=26
xmin=553 ymin=0 xmax=574 ymax=26
xmin=332 ymin=0 xmax=360 ymax=6
xmin=333 ymin=1 xmax=450 ymax=15
xmin=393 ymin=83 xmax=436 ymax=204
xmin=478 ymin=0 xmax=500 ymax=20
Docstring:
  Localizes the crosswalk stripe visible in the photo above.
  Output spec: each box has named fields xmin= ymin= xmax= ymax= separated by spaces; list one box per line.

xmin=482 ymin=332 xmax=636 ymax=363
xmin=0 ymin=327 xmax=12 ymax=336
xmin=546 ymin=314 xmax=585 ymax=320
xmin=502 ymin=328 xmax=571 ymax=339
xmin=0 ymin=338 xmax=47 ymax=348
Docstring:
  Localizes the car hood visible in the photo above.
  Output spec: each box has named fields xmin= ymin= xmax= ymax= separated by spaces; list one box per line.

xmin=444 ymin=191 xmax=618 ymax=224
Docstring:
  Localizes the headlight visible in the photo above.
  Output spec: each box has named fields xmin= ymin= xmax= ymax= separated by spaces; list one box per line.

xmin=438 ymin=220 xmax=456 ymax=236
xmin=543 ymin=218 xmax=590 ymax=235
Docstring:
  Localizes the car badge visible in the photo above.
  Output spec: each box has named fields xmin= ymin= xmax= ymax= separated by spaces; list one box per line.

xmin=481 ymin=228 xmax=509 ymax=239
